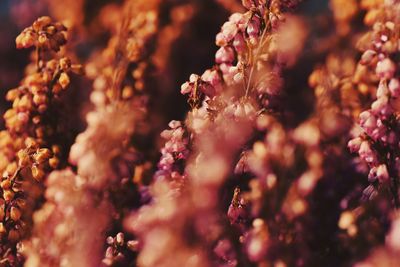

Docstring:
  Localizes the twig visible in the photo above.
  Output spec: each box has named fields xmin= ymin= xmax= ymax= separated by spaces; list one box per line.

xmin=244 ymin=23 xmax=269 ymax=98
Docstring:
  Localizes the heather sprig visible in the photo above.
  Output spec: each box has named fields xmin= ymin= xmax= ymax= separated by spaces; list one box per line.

xmin=0 ymin=16 xmax=81 ymax=266
xmin=348 ymin=0 xmax=400 ymax=208
xmin=125 ymin=0 xmax=310 ymax=266
xmin=23 ymin=1 xmax=197 ymax=266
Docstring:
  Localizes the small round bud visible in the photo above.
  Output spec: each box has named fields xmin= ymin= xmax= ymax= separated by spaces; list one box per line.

xmin=17 ymin=150 xmax=31 ymax=168
xmin=3 ymin=190 xmax=15 ymax=202
xmin=10 ymin=207 xmax=22 ymax=221
xmin=25 ymin=137 xmax=39 ymax=149
xmin=52 ymin=145 xmax=61 ymax=155
xmin=58 ymin=73 xmax=70 ymax=89
xmin=0 ymin=223 xmax=6 ymax=235
xmin=8 ymin=228 xmax=20 ymax=243
xmin=49 ymin=157 xmax=59 ymax=169
xmin=116 ymin=232 xmax=124 ymax=246
xmin=31 ymin=165 xmax=45 ymax=182
xmin=34 ymin=148 xmax=52 ymax=164
xmin=33 ymin=93 xmax=47 ymax=106
xmin=0 ymin=208 xmax=5 ymax=221
xmin=6 ymin=89 xmax=20 ymax=101
xmin=1 ymin=179 xmax=11 ymax=190
xmin=59 ymin=57 xmax=71 ymax=71
xmin=106 ymin=236 xmax=114 ymax=245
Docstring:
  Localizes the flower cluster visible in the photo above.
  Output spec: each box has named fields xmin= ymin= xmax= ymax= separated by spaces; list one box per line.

xmin=348 ymin=1 xmax=400 ymax=207
xmin=22 ymin=0 xmax=161 ymax=264
xmin=125 ymin=1 xmax=320 ymax=266
xmin=0 ymin=16 xmax=81 ymax=266
xmin=102 ymin=232 xmax=138 ymax=266
xmin=154 ymin=120 xmax=189 ymax=191
xmin=22 ymin=0 xmax=203 ymax=266
xmin=16 ymin=16 xmax=67 ymax=52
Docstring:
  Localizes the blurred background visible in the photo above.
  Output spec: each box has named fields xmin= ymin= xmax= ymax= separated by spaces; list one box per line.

xmin=0 ymin=0 xmax=330 ymax=124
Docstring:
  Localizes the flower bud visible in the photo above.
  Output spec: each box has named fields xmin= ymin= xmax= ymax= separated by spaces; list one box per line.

xmin=359 ymin=141 xmax=377 ymax=163
xmin=8 ymin=229 xmax=20 ymax=243
xmin=33 ymin=148 xmax=52 ymax=164
xmin=25 ymin=137 xmax=39 ymax=149
xmin=0 ymin=208 xmax=5 ymax=221
xmin=3 ymin=190 xmax=15 ymax=202
xmin=377 ymin=81 xmax=389 ymax=98
xmin=376 ymin=164 xmax=390 ymax=183
xmin=242 ymin=0 xmax=254 ymax=9
xmin=10 ymin=207 xmax=22 ymax=221
xmin=376 ymin=58 xmax=396 ymax=79
xmin=33 ymin=93 xmax=47 ymax=106
xmin=1 ymin=179 xmax=11 ymax=190
xmin=59 ymin=57 xmax=71 ymax=71
xmin=215 ymin=46 xmax=235 ymax=64
xmin=106 ymin=236 xmax=114 ymax=245
xmin=247 ymin=17 xmax=261 ymax=38
xmin=180 ymin=82 xmax=192 ymax=95
xmin=220 ymin=21 xmax=238 ymax=43
xmin=32 ymin=16 xmax=52 ymax=31
xmin=389 ymin=78 xmax=400 ymax=97
xmin=17 ymin=150 xmax=31 ymax=167
xmin=233 ymin=32 xmax=246 ymax=54
xmin=116 ymin=232 xmax=124 ymax=246
xmin=360 ymin=49 xmax=376 ymax=65
xmin=58 ymin=73 xmax=70 ymax=89
xmin=368 ymin=167 xmax=378 ymax=183
xmin=0 ymin=223 xmax=6 ymax=235
xmin=16 ymin=31 xmax=35 ymax=49
xmin=338 ymin=211 xmax=355 ymax=230
xmin=371 ymin=96 xmax=391 ymax=116
xmin=49 ymin=157 xmax=59 ymax=169
xmin=31 ymin=165 xmax=45 ymax=181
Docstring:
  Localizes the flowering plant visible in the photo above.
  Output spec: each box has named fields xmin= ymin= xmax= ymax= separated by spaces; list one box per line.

xmin=0 ymin=0 xmax=400 ymax=266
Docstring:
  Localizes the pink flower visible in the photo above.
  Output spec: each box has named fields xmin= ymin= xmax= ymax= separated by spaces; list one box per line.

xmin=232 ymin=32 xmax=246 ymax=54
xmin=359 ymin=141 xmax=377 ymax=164
xmin=215 ymin=46 xmax=235 ymax=64
xmin=247 ymin=16 xmax=261 ymax=41
xmin=359 ymin=111 xmax=377 ymax=133
xmin=376 ymin=164 xmax=390 ymax=183
xmin=180 ymin=82 xmax=192 ymax=95
xmin=17 ymin=112 xmax=29 ymax=123
xmin=389 ymin=78 xmax=400 ymax=97
xmin=371 ymin=96 xmax=392 ymax=117
xmin=219 ymin=21 xmax=238 ymax=44
xmin=360 ymin=49 xmax=376 ymax=65
xmin=376 ymin=58 xmax=396 ymax=79
xmin=230 ymin=12 xmax=249 ymax=31
xmin=348 ymin=137 xmax=362 ymax=153
xmin=376 ymin=81 xmax=389 ymax=98
xmin=201 ymin=69 xmax=220 ymax=87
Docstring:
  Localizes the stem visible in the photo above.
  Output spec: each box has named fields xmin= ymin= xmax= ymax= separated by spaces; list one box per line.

xmin=389 ymin=153 xmax=399 ymax=209
xmin=110 ymin=13 xmax=130 ymax=102
xmin=10 ymin=166 xmax=22 ymax=186
xmin=391 ymin=175 xmax=399 ymax=208
xmin=36 ymin=46 xmax=41 ymax=72
xmin=45 ymin=67 xmax=63 ymax=102
xmin=244 ymin=22 xmax=269 ymax=98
